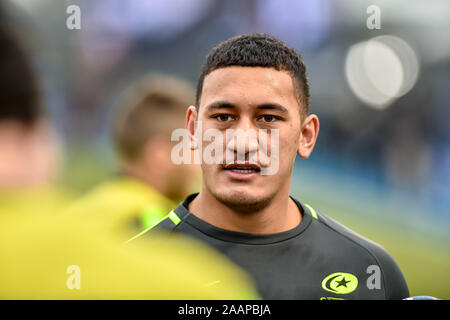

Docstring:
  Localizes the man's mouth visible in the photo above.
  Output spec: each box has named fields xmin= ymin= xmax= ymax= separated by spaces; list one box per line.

xmin=223 ymin=163 xmax=261 ymax=174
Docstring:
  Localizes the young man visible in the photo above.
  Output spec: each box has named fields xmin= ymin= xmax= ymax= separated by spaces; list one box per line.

xmin=134 ymin=33 xmax=409 ymax=300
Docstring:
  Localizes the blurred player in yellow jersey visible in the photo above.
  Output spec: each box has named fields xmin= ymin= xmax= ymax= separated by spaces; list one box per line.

xmin=61 ymin=74 xmax=200 ymax=240
xmin=0 ymin=214 xmax=258 ymax=299
xmin=0 ymin=23 xmax=70 ymax=222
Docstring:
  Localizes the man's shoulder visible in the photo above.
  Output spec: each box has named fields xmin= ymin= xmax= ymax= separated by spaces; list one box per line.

xmin=313 ymin=210 xmax=380 ymax=251
xmin=311 ymin=208 xmax=394 ymax=264
xmin=305 ymin=205 xmax=409 ymax=299
xmin=297 ymin=200 xmax=391 ymax=259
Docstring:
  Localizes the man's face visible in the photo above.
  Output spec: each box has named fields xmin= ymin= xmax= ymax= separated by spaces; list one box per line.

xmin=193 ymin=66 xmax=305 ymax=212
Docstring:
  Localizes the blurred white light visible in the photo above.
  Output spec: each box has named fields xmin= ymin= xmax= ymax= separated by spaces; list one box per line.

xmin=345 ymin=35 xmax=420 ymax=110
xmin=375 ymin=36 xmax=420 ymax=97
xmin=364 ymin=40 xmax=404 ymax=99
xmin=346 ymin=42 xmax=392 ymax=108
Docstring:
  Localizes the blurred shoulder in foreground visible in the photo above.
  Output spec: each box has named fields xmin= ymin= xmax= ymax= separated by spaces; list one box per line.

xmin=0 ymin=214 xmax=258 ymax=299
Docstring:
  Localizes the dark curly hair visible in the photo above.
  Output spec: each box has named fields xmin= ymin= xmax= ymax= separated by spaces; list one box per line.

xmin=196 ymin=33 xmax=310 ymax=115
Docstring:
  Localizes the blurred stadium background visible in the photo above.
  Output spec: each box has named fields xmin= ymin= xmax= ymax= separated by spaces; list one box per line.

xmin=1 ymin=0 xmax=449 ymax=298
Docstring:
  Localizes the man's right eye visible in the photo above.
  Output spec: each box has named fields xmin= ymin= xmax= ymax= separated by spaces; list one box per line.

xmin=215 ymin=114 xmax=235 ymax=122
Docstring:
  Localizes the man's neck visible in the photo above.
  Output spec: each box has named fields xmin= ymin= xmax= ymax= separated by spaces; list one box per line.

xmin=188 ymin=188 xmax=302 ymax=235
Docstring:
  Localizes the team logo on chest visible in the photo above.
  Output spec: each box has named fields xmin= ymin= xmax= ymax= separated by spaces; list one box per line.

xmin=321 ymin=272 xmax=358 ymax=294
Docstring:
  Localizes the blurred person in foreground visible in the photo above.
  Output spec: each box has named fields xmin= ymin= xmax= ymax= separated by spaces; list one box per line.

xmin=0 ymin=25 xmax=68 ymax=220
xmin=61 ymin=75 xmax=200 ymax=240
xmin=132 ymin=33 xmax=410 ymax=300
xmin=0 ymin=214 xmax=258 ymax=299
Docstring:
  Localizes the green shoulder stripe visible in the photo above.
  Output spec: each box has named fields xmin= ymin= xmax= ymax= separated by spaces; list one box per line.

xmin=168 ymin=210 xmax=181 ymax=225
xmin=125 ymin=210 xmax=180 ymax=244
xmin=304 ymin=203 xmax=319 ymax=220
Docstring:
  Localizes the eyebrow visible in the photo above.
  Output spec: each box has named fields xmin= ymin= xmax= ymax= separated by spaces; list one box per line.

xmin=205 ymin=101 xmax=289 ymax=114
xmin=204 ymin=101 xmax=235 ymax=111
xmin=257 ymin=103 xmax=289 ymax=114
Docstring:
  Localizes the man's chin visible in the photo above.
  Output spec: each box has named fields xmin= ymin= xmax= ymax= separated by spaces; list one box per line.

xmin=211 ymin=188 xmax=275 ymax=214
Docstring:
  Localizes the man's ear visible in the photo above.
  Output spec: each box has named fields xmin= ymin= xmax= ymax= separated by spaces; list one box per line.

xmin=186 ymin=105 xmax=198 ymax=150
xmin=297 ymin=114 xmax=320 ymax=159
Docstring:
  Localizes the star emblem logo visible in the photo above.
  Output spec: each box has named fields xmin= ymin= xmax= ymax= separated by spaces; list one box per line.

xmin=322 ymin=272 xmax=358 ymax=294
xmin=335 ymin=277 xmax=351 ymax=288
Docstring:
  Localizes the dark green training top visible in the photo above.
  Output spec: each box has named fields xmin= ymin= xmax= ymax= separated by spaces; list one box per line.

xmin=137 ymin=193 xmax=409 ymax=300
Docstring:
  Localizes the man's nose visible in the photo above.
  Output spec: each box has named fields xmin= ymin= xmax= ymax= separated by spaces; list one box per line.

xmin=226 ymin=118 xmax=259 ymax=160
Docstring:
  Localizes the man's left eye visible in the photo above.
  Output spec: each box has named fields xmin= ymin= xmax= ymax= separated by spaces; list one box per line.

xmin=259 ymin=115 xmax=278 ymax=122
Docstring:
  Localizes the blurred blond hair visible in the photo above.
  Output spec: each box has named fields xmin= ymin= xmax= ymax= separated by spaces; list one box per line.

xmin=113 ymin=74 xmax=194 ymax=163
